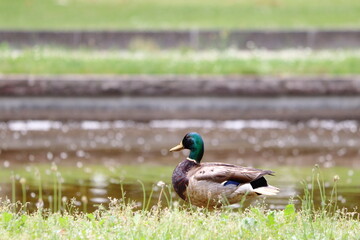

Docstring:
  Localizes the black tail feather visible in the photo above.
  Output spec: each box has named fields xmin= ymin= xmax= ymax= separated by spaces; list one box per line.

xmin=250 ymin=177 xmax=268 ymax=189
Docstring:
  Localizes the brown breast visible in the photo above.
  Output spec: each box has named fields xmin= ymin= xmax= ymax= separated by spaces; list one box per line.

xmin=172 ymin=160 xmax=198 ymax=200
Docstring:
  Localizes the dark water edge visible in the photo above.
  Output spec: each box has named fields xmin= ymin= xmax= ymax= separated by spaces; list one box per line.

xmin=2 ymin=30 xmax=360 ymax=49
xmin=0 ymin=119 xmax=360 ymax=212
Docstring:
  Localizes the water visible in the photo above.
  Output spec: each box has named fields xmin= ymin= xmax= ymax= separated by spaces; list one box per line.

xmin=0 ymin=119 xmax=359 ymax=212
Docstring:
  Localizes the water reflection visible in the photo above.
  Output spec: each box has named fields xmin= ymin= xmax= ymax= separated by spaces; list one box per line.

xmin=0 ymin=119 xmax=359 ymax=212
xmin=2 ymin=177 xmax=358 ymax=213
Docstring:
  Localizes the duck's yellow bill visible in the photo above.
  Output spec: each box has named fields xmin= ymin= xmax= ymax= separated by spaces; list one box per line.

xmin=169 ymin=142 xmax=184 ymax=152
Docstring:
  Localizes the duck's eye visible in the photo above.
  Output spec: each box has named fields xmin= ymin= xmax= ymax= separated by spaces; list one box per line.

xmin=182 ymin=136 xmax=193 ymax=148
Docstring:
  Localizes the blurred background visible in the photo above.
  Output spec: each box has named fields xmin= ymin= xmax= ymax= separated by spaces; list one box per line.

xmin=0 ymin=0 xmax=360 ymax=212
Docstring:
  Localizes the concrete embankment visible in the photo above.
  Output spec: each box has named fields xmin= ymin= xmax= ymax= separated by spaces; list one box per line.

xmin=1 ymin=29 xmax=360 ymax=49
xmin=1 ymin=75 xmax=360 ymax=121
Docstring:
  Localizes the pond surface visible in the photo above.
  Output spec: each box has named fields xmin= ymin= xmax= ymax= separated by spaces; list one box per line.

xmin=0 ymin=119 xmax=359 ymax=212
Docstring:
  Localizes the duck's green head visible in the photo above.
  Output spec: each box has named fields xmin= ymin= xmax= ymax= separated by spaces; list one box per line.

xmin=169 ymin=132 xmax=204 ymax=163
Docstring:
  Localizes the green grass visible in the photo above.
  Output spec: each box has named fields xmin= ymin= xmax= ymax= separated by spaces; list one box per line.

xmin=0 ymin=201 xmax=359 ymax=240
xmin=0 ymin=0 xmax=360 ymax=30
xmin=0 ymin=165 xmax=359 ymax=239
xmin=0 ymin=169 xmax=359 ymax=240
xmin=1 ymin=47 xmax=360 ymax=75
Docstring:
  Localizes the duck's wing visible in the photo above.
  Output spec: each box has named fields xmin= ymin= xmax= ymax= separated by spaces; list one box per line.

xmin=190 ymin=162 xmax=274 ymax=184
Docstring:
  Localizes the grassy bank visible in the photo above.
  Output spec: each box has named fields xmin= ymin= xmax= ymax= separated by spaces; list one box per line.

xmin=0 ymin=199 xmax=359 ymax=239
xmin=0 ymin=164 xmax=359 ymax=239
xmin=1 ymin=47 xmax=360 ymax=75
xmin=1 ymin=0 xmax=359 ymax=30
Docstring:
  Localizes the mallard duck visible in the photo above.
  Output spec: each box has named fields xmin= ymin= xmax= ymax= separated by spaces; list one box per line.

xmin=170 ymin=132 xmax=279 ymax=208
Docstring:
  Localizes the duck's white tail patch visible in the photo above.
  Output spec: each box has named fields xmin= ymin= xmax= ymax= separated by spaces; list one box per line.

xmin=253 ymin=185 xmax=279 ymax=196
